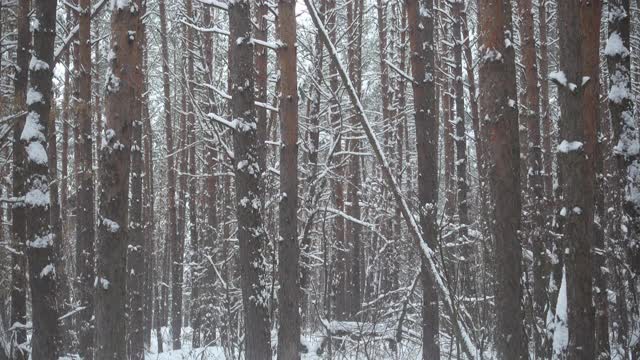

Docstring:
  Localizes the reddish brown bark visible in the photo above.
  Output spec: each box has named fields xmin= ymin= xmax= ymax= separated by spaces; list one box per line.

xmin=276 ymin=1 xmax=302 ymax=357
xmin=478 ymin=0 xmax=526 ymax=358
xmin=407 ymin=0 xmax=440 ymax=358
xmin=95 ymin=2 xmax=141 ymax=358
xmin=555 ymin=1 xmax=595 ymax=359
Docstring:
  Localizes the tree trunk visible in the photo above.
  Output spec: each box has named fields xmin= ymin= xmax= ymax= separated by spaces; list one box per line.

xmin=276 ymin=1 xmax=301 ymax=358
xmin=10 ymin=0 xmax=30 ymax=357
xmin=579 ymin=2 xmax=609 ymax=359
xmin=406 ymin=0 xmax=440 ymax=358
xmin=477 ymin=0 xmax=527 ymax=358
xmin=157 ymin=0 xmax=180 ymax=346
xmin=127 ymin=0 xmax=145 ymax=358
xmin=517 ymin=0 xmax=548 ymax=356
xmin=183 ymin=0 xmax=199 ymax=348
xmin=95 ymin=2 xmax=141 ymax=358
xmin=325 ymin=0 xmax=348 ymax=321
xmin=606 ymin=0 xmax=637 ymax=355
xmin=24 ymin=0 xmax=60 ymax=356
xmin=140 ymin=8 xmax=155 ymax=345
xmin=47 ymin=79 xmax=72 ymax=355
xmin=75 ymin=0 xmax=96 ymax=356
xmin=451 ymin=0 xmax=469 ymax=240
xmin=201 ymin=5 xmax=218 ymax=346
xmin=255 ymin=1 xmax=268 ymax=180
xmin=346 ymin=0 xmax=363 ymax=320
xmin=229 ymin=1 xmax=272 ymax=358
xmin=556 ymin=1 xmax=595 ymax=359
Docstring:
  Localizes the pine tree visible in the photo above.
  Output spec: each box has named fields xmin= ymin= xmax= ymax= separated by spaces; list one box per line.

xmin=406 ymin=0 xmax=440 ymax=358
xmin=23 ymin=0 xmax=60 ymax=356
xmin=229 ymin=1 xmax=272 ymax=358
xmin=276 ymin=1 xmax=301 ymax=358
xmin=478 ymin=0 xmax=527 ymax=358
xmin=95 ymin=1 xmax=142 ymax=358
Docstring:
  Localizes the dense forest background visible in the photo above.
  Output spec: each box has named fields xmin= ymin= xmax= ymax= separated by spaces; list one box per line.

xmin=0 ymin=0 xmax=639 ymax=359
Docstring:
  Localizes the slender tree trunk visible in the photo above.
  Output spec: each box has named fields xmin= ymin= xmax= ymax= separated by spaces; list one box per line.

xmin=451 ymin=0 xmax=469 ymax=239
xmin=255 ymin=1 xmax=268 ymax=179
xmin=478 ymin=0 xmax=526 ymax=358
xmin=24 ymin=0 xmax=60 ymax=356
xmin=579 ymin=2 xmax=610 ymax=359
xmin=345 ymin=0 xmax=363 ymax=319
xmin=158 ymin=0 xmax=179 ymax=344
xmin=517 ymin=0 xmax=548 ymax=356
xmin=538 ymin=7 xmax=556 ymax=319
xmin=406 ymin=0 xmax=440 ymax=358
xmin=127 ymin=0 xmax=145 ymax=358
xmin=555 ymin=1 xmax=595 ymax=359
xmin=277 ymin=1 xmax=301 ymax=357
xmin=325 ymin=0 xmax=348 ymax=320
xmin=47 ymin=79 xmax=71 ymax=355
xmin=606 ymin=0 xmax=638 ymax=356
xmin=201 ymin=5 xmax=218 ymax=346
xmin=140 ymin=8 xmax=155 ymax=345
xmin=443 ymin=84 xmax=456 ymax=219
xmin=607 ymin=0 xmax=639 ymax=276
xmin=300 ymin=0 xmax=325 ymax=316
xmin=95 ymin=2 xmax=141 ymax=358
xmin=172 ymin=80 xmax=188 ymax=350
xmin=75 ymin=0 xmax=96 ymax=356
xmin=229 ymin=1 xmax=272 ymax=358
xmin=10 ymin=0 xmax=30 ymax=357
xmin=61 ymin=14 xmax=70 ymax=259
xmin=182 ymin=0 xmax=199 ymax=348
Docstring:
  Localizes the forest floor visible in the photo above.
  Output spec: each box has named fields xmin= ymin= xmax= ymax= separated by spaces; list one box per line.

xmin=143 ymin=326 xmax=421 ymax=359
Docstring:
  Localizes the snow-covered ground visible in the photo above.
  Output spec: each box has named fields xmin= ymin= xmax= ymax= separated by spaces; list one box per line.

xmin=144 ymin=326 xmax=418 ymax=359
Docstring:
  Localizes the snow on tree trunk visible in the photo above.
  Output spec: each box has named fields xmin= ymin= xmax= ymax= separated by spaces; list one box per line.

xmin=75 ymin=0 xmax=96 ymax=356
xmin=229 ymin=1 xmax=272 ymax=358
xmin=95 ymin=1 xmax=141 ymax=358
xmin=24 ymin=0 xmax=60 ymax=357
xmin=10 ymin=0 xmax=30 ymax=358
xmin=276 ymin=1 xmax=302 ymax=358
xmin=555 ymin=1 xmax=596 ymax=359
xmin=406 ymin=0 xmax=441 ymax=358
xmin=126 ymin=0 xmax=145 ymax=358
xmin=477 ymin=0 xmax=527 ymax=358
xmin=517 ymin=0 xmax=549 ymax=356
